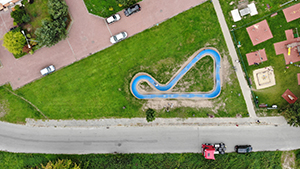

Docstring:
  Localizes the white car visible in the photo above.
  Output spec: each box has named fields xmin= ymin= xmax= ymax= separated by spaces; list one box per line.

xmin=110 ymin=32 xmax=128 ymax=44
xmin=40 ymin=65 xmax=55 ymax=76
xmin=106 ymin=14 xmax=121 ymax=24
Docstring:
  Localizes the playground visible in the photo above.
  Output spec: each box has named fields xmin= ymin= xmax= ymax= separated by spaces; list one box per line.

xmin=227 ymin=1 xmax=300 ymax=109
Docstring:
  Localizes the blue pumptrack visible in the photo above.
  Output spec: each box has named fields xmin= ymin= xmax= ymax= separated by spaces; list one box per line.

xmin=130 ymin=48 xmax=221 ymax=99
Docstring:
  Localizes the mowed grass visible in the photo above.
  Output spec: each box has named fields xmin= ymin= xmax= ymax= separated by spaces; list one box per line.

xmin=84 ymin=0 xmax=128 ymax=18
xmin=231 ymin=9 xmax=300 ymax=108
xmin=0 ymin=85 xmax=42 ymax=123
xmin=0 ymin=2 xmax=247 ymax=123
xmin=173 ymin=56 xmax=215 ymax=93
xmin=0 ymin=151 xmax=283 ymax=169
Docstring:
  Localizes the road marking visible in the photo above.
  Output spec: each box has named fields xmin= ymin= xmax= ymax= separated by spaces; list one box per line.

xmin=0 ymin=13 xmax=8 ymax=31
xmin=104 ymin=19 xmax=112 ymax=36
xmin=67 ymin=39 xmax=76 ymax=60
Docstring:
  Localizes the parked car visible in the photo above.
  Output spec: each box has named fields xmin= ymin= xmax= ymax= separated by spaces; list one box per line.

xmin=106 ymin=14 xmax=121 ymax=24
xmin=110 ymin=32 xmax=127 ymax=44
xmin=234 ymin=145 xmax=252 ymax=153
xmin=124 ymin=4 xmax=141 ymax=17
xmin=40 ymin=65 xmax=55 ymax=76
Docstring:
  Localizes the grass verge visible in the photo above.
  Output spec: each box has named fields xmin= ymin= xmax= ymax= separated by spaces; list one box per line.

xmin=0 ymin=151 xmax=283 ymax=169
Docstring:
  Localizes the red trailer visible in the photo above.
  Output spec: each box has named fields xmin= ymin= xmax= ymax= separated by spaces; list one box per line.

xmin=202 ymin=143 xmax=226 ymax=160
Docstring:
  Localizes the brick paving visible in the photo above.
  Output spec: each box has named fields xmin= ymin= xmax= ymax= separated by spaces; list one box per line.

xmin=0 ymin=0 xmax=207 ymax=90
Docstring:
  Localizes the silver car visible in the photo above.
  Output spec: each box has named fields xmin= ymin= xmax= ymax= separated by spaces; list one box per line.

xmin=106 ymin=14 xmax=121 ymax=24
xmin=110 ymin=32 xmax=127 ymax=44
xmin=40 ymin=65 xmax=55 ymax=76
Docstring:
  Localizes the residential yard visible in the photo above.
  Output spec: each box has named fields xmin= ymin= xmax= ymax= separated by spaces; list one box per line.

xmin=220 ymin=0 xmax=300 ymax=113
xmin=0 ymin=2 xmax=247 ymax=123
xmin=0 ymin=151 xmax=283 ymax=169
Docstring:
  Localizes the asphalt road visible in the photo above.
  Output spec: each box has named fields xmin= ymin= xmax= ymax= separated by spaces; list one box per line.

xmin=1 ymin=121 xmax=300 ymax=154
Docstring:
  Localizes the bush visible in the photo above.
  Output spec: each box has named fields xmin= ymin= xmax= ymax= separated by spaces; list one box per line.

xmin=11 ymin=5 xmax=26 ymax=24
xmin=22 ymin=14 xmax=31 ymax=23
xmin=146 ymin=108 xmax=156 ymax=122
xmin=283 ymin=102 xmax=300 ymax=127
xmin=48 ymin=0 xmax=69 ymax=20
xmin=2 ymin=31 xmax=26 ymax=55
xmin=35 ymin=19 xmax=67 ymax=47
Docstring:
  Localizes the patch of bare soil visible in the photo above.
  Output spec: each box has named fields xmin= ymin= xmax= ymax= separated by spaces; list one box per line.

xmin=143 ymin=99 xmax=213 ymax=110
xmin=0 ymin=100 xmax=8 ymax=118
xmin=281 ymin=151 xmax=296 ymax=169
xmin=222 ymin=53 xmax=233 ymax=85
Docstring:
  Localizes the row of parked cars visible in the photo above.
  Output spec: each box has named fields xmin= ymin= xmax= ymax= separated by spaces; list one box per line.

xmin=107 ymin=4 xmax=141 ymax=44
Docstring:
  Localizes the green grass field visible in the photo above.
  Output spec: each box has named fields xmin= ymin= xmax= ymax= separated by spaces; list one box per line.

xmin=220 ymin=0 xmax=300 ymax=111
xmin=83 ymin=0 xmax=141 ymax=18
xmin=0 ymin=151 xmax=283 ymax=169
xmin=0 ymin=2 xmax=248 ymax=123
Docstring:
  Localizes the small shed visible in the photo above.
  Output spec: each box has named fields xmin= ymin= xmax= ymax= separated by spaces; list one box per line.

xmin=231 ymin=9 xmax=241 ymax=22
xmin=248 ymin=3 xmax=258 ymax=16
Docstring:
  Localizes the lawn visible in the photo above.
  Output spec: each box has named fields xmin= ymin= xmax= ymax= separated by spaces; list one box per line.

xmin=83 ymin=0 xmax=140 ymax=18
xmin=0 ymin=151 xmax=283 ymax=169
xmin=219 ymin=0 xmax=300 ymax=112
xmin=0 ymin=2 xmax=247 ymax=123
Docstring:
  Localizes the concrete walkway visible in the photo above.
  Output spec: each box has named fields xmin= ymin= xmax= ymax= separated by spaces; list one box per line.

xmin=212 ymin=0 xmax=257 ymax=118
xmin=25 ymin=116 xmax=287 ymax=128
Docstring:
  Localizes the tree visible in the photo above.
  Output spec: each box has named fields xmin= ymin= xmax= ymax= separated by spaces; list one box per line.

xmin=35 ymin=19 xmax=67 ymax=47
xmin=283 ymin=102 xmax=300 ymax=127
xmin=10 ymin=5 xmax=26 ymax=24
xmin=2 ymin=31 xmax=26 ymax=55
xmin=41 ymin=159 xmax=80 ymax=169
xmin=22 ymin=14 xmax=31 ymax=23
xmin=48 ymin=0 xmax=69 ymax=19
xmin=146 ymin=108 xmax=156 ymax=122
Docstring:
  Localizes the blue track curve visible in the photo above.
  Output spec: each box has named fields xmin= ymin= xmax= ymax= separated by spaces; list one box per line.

xmin=130 ymin=48 xmax=221 ymax=99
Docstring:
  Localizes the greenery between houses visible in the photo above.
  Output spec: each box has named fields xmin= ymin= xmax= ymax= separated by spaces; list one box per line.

xmin=0 ymin=151 xmax=284 ymax=169
xmin=0 ymin=2 xmax=247 ymax=123
xmin=220 ymin=0 xmax=300 ymax=114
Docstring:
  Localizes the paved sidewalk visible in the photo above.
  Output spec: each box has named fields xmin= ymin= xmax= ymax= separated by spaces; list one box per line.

xmin=212 ymin=0 xmax=257 ymax=118
xmin=25 ymin=116 xmax=287 ymax=128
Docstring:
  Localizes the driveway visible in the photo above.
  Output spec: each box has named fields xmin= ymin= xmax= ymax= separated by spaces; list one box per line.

xmin=0 ymin=0 xmax=207 ymax=89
